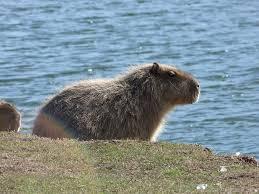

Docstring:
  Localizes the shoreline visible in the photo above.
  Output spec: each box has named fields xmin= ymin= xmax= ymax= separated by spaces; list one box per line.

xmin=1 ymin=132 xmax=258 ymax=193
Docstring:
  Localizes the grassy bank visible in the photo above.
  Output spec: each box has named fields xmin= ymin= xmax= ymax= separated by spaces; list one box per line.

xmin=0 ymin=132 xmax=258 ymax=193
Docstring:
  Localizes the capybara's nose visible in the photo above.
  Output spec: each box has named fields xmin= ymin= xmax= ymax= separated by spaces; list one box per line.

xmin=191 ymin=80 xmax=199 ymax=89
xmin=192 ymin=79 xmax=200 ymax=89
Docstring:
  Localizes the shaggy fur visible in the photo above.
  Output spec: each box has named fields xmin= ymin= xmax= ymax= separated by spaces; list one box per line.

xmin=0 ymin=101 xmax=21 ymax=132
xmin=33 ymin=63 xmax=200 ymax=141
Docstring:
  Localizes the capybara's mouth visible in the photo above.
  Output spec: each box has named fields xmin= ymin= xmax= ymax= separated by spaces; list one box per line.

xmin=185 ymin=84 xmax=200 ymax=104
xmin=174 ymin=89 xmax=200 ymax=105
xmin=192 ymin=92 xmax=200 ymax=104
xmin=191 ymin=88 xmax=200 ymax=104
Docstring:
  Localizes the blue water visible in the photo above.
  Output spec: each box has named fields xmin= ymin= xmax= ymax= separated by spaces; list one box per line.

xmin=0 ymin=0 xmax=258 ymax=157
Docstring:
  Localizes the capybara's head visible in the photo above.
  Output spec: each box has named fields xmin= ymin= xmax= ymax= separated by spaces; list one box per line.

xmin=149 ymin=62 xmax=200 ymax=105
xmin=0 ymin=101 xmax=21 ymax=132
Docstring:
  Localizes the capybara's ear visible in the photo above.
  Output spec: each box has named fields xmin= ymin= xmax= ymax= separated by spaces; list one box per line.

xmin=150 ymin=62 xmax=160 ymax=74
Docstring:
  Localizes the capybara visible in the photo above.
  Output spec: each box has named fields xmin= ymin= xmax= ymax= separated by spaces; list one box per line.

xmin=0 ymin=101 xmax=21 ymax=132
xmin=33 ymin=63 xmax=200 ymax=141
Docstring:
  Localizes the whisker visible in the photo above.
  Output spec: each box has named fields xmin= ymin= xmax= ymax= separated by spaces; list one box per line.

xmin=169 ymin=81 xmax=180 ymax=93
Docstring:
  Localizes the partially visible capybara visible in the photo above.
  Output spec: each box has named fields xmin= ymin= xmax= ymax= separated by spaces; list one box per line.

xmin=33 ymin=63 xmax=200 ymax=141
xmin=0 ymin=101 xmax=21 ymax=132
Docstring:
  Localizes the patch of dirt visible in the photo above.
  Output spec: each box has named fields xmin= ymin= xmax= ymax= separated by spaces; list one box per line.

xmin=0 ymin=153 xmax=53 ymax=176
xmin=225 ymin=172 xmax=258 ymax=180
xmin=223 ymin=155 xmax=258 ymax=166
xmin=0 ymin=153 xmax=77 ymax=177
xmin=236 ymin=156 xmax=258 ymax=166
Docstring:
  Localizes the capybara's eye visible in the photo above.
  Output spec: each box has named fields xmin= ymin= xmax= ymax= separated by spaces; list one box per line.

xmin=168 ymin=71 xmax=176 ymax=77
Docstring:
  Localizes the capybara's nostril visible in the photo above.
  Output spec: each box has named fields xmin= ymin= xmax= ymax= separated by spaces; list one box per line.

xmin=191 ymin=80 xmax=199 ymax=90
xmin=192 ymin=79 xmax=199 ymax=89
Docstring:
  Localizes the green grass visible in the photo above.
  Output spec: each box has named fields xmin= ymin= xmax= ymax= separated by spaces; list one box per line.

xmin=0 ymin=132 xmax=258 ymax=193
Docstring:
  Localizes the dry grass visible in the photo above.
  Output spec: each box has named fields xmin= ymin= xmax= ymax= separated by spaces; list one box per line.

xmin=0 ymin=132 xmax=258 ymax=193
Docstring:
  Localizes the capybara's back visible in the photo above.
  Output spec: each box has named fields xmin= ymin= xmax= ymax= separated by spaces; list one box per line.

xmin=33 ymin=63 xmax=200 ymax=141
xmin=0 ymin=101 xmax=21 ymax=132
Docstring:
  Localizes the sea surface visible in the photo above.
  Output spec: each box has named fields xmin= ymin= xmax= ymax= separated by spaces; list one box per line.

xmin=0 ymin=0 xmax=258 ymax=157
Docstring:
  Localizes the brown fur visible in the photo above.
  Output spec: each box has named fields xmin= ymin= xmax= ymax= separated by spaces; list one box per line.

xmin=33 ymin=63 xmax=200 ymax=141
xmin=0 ymin=101 xmax=21 ymax=132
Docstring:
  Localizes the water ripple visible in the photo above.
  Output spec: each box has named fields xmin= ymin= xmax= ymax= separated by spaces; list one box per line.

xmin=0 ymin=0 xmax=258 ymax=157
